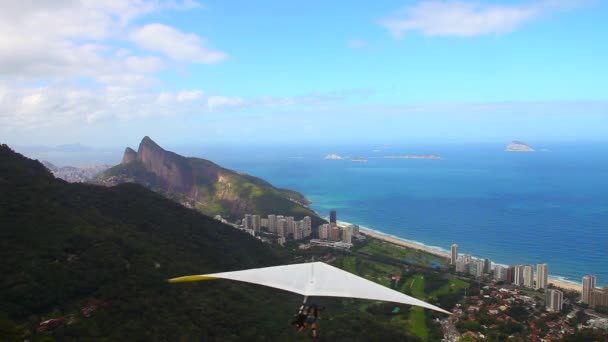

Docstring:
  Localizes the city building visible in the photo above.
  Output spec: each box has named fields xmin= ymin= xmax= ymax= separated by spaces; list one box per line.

xmin=350 ymin=224 xmax=360 ymax=236
xmin=261 ymin=218 xmax=268 ymax=228
xmin=451 ymin=244 xmax=458 ymax=265
xmin=582 ymin=275 xmax=597 ymax=304
xmin=536 ymin=263 xmax=548 ymax=290
xmin=483 ymin=258 xmax=492 ymax=274
xmin=455 ymin=256 xmax=469 ymax=273
xmin=506 ymin=265 xmax=515 ymax=283
xmin=330 ymin=226 xmax=341 ymax=241
xmin=267 ymin=215 xmax=277 ymax=233
xmin=590 ymin=287 xmax=608 ymax=309
xmin=329 ymin=210 xmax=337 ymax=225
xmin=293 ymin=225 xmax=303 ymax=240
xmin=523 ymin=265 xmax=535 ymax=288
xmin=252 ymin=215 xmax=261 ymax=232
xmin=546 ymin=289 xmax=563 ymax=312
xmin=514 ymin=265 xmax=525 ymax=286
xmin=302 ymin=216 xmax=312 ymax=237
xmin=243 ymin=214 xmax=253 ymax=230
xmin=342 ymin=225 xmax=353 ymax=244
xmin=277 ymin=218 xmax=286 ymax=237
xmin=319 ymin=224 xmax=330 ymax=240
xmin=469 ymin=259 xmax=484 ymax=278
xmin=286 ymin=216 xmax=295 ymax=237
xmin=494 ymin=265 xmax=507 ymax=281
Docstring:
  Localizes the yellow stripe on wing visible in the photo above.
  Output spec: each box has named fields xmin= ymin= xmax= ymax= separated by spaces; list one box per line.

xmin=168 ymin=275 xmax=218 ymax=283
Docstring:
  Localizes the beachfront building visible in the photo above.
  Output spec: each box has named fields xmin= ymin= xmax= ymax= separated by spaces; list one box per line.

xmin=506 ymin=266 xmax=515 ymax=283
xmin=546 ymin=289 xmax=563 ymax=312
xmin=350 ymin=224 xmax=360 ymax=236
xmin=451 ymin=244 xmax=458 ymax=265
xmin=514 ymin=265 xmax=525 ymax=286
xmin=330 ymin=226 xmax=341 ymax=241
xmin=330 ymin=210 xmax=337 ymax=225
xmin=342 ymin=225 xmax=353 ymax=244
xmin=494 ymin=265 xmax=508 ymax=281
xmin=590 ymin=287 xmax=608 ymax=309
xmin=484 ymin=258 xmax=492 ymax=274
xmin=523 ymin=265 xmax=535 ymax=288
xmin=582 ymin=275 xmax=597 ymax=304
xmin=319 ymin=224 xmax=330 ymax=240
xmin=536 ymin=263 xmax=548 ymax=290
xmin=455 ymin=255 xmax=470 ymax=273
xmin=469 ymin=259 xmax=484 ymax=278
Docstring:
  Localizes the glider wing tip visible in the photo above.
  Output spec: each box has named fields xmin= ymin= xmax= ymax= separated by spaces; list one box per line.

xmin=168 ymin=275 xmax=217 ymax=283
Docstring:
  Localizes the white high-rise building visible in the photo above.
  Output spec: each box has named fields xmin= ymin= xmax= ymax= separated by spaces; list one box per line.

xmin=342 ymin=225 xmax=353 ymax=244
xmin=277 ymin=218 xmax=286 ymax=237
xmin=469 ymin=259 xmax=484 ymax=278
xmin=286 ymin=216 xmax=295 ymax=237
xmin=350 ymin=224 xmax=359 ymax=236
xmin=252 ymin=215 xmax=261 ymax=232
xmin=514 ymin=264 xmax=525 ymax=286
xmin=319 ymin=224 xmax=330 ymax=240
xmin=494 ymin=265 xmax=507 ymax=281
xmin=523 ymin=265 xmax=535 ymax=288
xmin=302 ymin=216 xmax=312 ymax=237
xmin=455 ymin=257 xmax=468 ymax=273
xmin=267 ymin=215 xmax=277 ymax=233
xmin=293 ymin=225 xmax=303 ymax=240
xmin=536 ymin=263 xmax=548 ymax=290
xmin=546 ymin=289 xmax=563 ymax=312
xmin=450 ymin=244 xmax=459 ymax=265
xmin=582 ymin=275 xmax=597 ymax=304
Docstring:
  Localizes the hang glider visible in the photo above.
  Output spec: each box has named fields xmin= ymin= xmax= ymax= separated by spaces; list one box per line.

xmin=169 ymin=261 xmax=450 ymax=315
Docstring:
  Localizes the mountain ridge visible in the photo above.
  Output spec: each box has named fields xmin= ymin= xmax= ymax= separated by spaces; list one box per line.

xmin=94 ymin=137 xmax=322 ymax=226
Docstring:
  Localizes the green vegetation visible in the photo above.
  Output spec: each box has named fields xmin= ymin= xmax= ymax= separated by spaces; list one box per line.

xmin=406 ymin=276 xmax=429 ymax=340
xmin=338 ymin=239 xmax=469 ymax=342
xmin=358 ymin=240 xmax=447 ymax=268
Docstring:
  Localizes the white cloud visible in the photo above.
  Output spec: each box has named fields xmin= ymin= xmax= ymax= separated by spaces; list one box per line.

xmin=131 ymin=24 xmax=228 ymax=64
xmin=0 ymin=0 xmax=238 ymax=131
xmin=382 ymin=0 xmax=577 ymax=38
xmin=177 ymin=90 xmax=205 ymax=102
xmin=207 ymin=96 xmax=245 ymax=110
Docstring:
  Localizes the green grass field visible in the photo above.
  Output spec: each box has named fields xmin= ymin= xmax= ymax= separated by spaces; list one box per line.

xmin=358 ymin=240 xmax=448 ymax=268
xmin=335 ymin=239 xmax=469 ymax=341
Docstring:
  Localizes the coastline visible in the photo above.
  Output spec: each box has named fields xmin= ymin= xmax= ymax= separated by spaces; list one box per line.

xmin=348 ymin=225 xmax=583 ymax=293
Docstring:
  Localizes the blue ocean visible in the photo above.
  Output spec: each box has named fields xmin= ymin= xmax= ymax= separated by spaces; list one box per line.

xmin=192 ymin=143 xmax=608 ymax=286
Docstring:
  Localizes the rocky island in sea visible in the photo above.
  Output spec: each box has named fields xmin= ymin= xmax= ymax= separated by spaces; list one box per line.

xmin=324 ymin=153 xmax=344 ymax=159
xmin=383 ymin=154 xmax=441 ymax=159
xmin=506 ymin=141 xmax=535 ymax=152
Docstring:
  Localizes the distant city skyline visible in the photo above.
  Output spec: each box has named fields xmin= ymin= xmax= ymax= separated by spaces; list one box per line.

xmin=1 ymin=1 xmax=607 ymax=146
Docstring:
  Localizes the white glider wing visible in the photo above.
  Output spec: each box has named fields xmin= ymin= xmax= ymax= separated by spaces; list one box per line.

xmin=169 ymin=261 xmax=450 ymax=315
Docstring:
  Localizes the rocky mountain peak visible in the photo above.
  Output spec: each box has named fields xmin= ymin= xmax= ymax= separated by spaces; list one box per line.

xmin=138 ymin=136 xmax=164 ymax=154
xmin=121 ymin=147 xmax=138 ymax=164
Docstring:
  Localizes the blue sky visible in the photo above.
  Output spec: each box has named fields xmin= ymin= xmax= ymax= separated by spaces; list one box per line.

xmin=0 ymin=0 xmax=607 ymax=146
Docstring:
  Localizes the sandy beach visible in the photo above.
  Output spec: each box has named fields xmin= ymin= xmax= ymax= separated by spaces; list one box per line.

xmin=358 ymin=227 xmax=582 ymax=293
